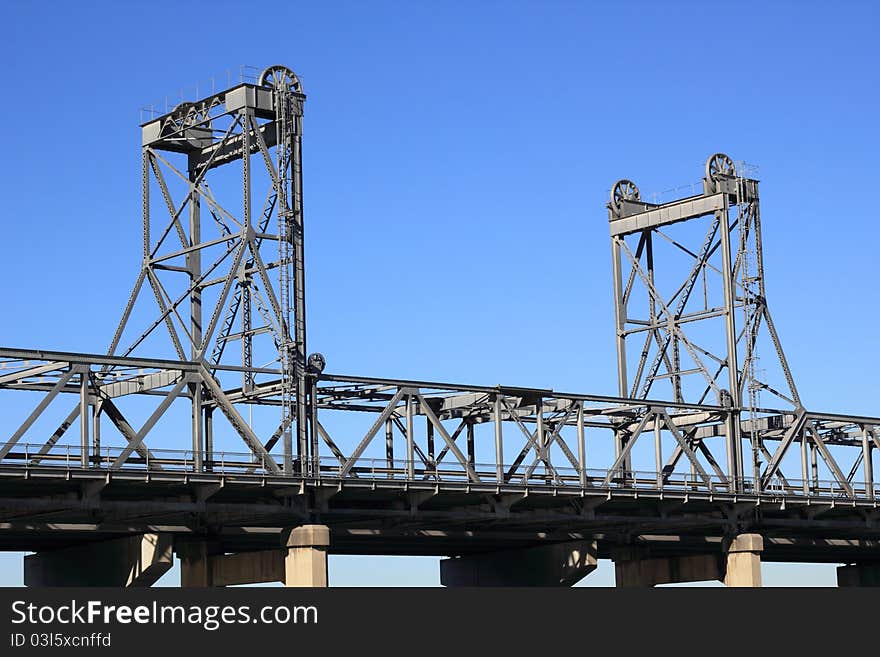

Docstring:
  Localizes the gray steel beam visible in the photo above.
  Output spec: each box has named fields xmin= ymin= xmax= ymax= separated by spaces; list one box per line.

xmin=610 ymin=193 xmax=725 ymax=237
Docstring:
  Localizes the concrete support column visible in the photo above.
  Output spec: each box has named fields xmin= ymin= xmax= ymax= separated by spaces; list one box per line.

xmin=285 ymin=525 xmax=330 ymax=587
xmin=178 ymin=540 xmax=214 ymax=587
xmin=440 ymin=540 xmax=597 ymax=586
xmin=724 ymin=534 xmax=763 ymax=587
xmin=837 ymin=563 xmax=880 ymax=587
xmin=25 ymin=534 xmax=172 ymax=587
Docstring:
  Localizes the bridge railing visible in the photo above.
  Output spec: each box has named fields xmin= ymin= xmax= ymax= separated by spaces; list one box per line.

xmin=2 ymin=442 xmax=877 ymax=502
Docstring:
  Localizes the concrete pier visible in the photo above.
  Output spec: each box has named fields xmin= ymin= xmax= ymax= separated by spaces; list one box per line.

xmin=612 ymin=534 xmax=763 ymax=587
xmin=837 ymin=563 xmax=880 ymax=587
xmin=178 ymin=525 xmax=331 ymax=587
xmin=25 ymin=533 xmax=172 ymax=587
xmin=178 ymin=540 xmax=214 ymax=587
xmin=614 ymin=551 xmax=722 ymax=587
xmin=285 ymin=525 xmax=330 ymax=587
xmin=440 ymin=540 xmax=597 ymax=586
xmin=723 ymin=534 xmax=763 ymax=587
xmin=212 ymin=550 xmax=285 ymax=586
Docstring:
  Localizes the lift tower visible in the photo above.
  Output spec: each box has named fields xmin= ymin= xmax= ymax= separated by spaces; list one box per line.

xmin=107 ymin=65 xmax=311 ymax=475
xmin=607 ymin=154 xmax=801 ymax=491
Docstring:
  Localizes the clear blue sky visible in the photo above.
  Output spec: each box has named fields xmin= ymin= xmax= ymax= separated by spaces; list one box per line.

xmin=0 ymin=0 xmax=876 ymax=586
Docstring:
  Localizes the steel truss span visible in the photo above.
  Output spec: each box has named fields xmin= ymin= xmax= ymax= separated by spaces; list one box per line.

xmin=0 ymin=346 xmax=878 ymax=499
xmin=0 ymin=66 xmax=878 ymax=567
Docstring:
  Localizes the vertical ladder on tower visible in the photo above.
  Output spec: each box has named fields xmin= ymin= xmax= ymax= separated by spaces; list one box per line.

xmin=735 ymin=166 xmax=762 ymax=487
xmin=274 ymin=84 xmax=296 ymax=475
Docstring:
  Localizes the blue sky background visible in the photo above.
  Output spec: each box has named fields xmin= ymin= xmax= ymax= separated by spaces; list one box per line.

xmin=0 ymin=0 xmax=876 ymax=586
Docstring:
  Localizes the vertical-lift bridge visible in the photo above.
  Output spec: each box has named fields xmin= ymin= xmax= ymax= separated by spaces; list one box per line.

xmin=0 ymin=66 xmax=877 ymax=587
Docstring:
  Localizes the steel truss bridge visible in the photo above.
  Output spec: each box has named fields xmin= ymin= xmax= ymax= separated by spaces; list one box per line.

xmin=1 ymin=65 xmax=878 ymax=582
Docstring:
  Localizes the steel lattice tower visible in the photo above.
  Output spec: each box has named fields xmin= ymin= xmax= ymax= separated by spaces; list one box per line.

xmin=107 ymin=65 xmax=313 ymax=475
xmin=607 ymin=154 xmax=801 ymax=491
